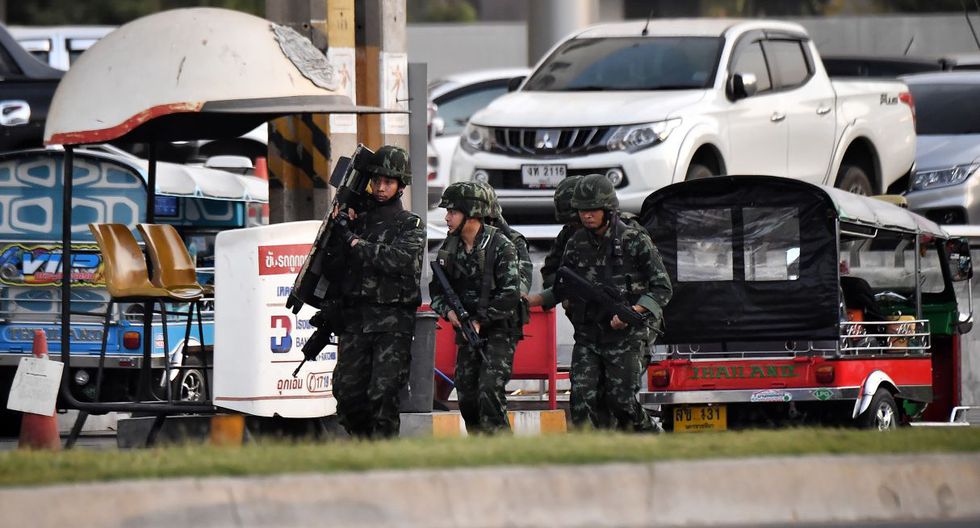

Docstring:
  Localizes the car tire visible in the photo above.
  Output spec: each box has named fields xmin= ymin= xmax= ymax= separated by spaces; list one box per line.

xmin=836 ymin=164 xmax=873 ymax=196
xmin=685 ymin=162 xmax=715 ymax=180
xmin=174 ymin=358 xmax=207 ymax=402
xmin=857 ymin=389 xmax=898 ymax=430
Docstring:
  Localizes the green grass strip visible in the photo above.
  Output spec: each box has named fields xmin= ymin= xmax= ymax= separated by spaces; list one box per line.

xmin=2 ymin=427 xmax=980 ymax=487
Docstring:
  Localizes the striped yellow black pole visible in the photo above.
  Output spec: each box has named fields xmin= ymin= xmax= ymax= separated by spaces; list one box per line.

xmin=265 ymin=1 xmax=335 ymax=222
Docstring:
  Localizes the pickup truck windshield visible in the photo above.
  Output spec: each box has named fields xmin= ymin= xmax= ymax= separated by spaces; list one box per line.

xmin=910 ymin=83 xmax=980 ymax=135
xmin=524 ymin=36 xmax=721 ymax=91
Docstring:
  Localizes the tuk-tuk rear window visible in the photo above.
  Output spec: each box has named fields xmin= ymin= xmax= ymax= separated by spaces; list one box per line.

xmin=744 ymin=207 xmax=801 ymax=281
xmin=676 ymin=207 xmax=801 ymax=282
xmin=677 ymin=209 xmax=734 ymax=281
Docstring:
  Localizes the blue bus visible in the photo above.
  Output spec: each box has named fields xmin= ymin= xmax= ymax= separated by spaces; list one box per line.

xmin=0 ymin=148 xmax=265 ymax=433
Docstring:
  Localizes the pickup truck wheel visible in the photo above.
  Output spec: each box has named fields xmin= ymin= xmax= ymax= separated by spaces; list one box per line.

xmin=685 ymin=163 xmax=715 ymax=180
xmin=836 ymin=164 xmax=872 ymax=196
xmin=857 ymin=389 xmax=898 ymax=431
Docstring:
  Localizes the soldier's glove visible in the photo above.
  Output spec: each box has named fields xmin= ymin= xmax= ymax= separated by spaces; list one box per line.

xmin=333 ymin=222 xmax=358 ymax=246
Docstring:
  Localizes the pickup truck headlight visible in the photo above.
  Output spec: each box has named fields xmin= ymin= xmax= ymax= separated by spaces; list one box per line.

xmin=607 ymin=118 xmax=681 ymax=153
xmin=461 ymin=123 xmax=493 ymax=153
xmin=912 ymin=163 xmax=979 ymax=191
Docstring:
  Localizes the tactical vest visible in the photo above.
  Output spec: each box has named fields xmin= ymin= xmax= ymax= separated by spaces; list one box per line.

xmin=437 ymin=225 xmax=501 ymax=322
xmin=564 ymin=217 xmax=642 ymax=334
xmin=343 ymin=206 xmax=422 ymax=307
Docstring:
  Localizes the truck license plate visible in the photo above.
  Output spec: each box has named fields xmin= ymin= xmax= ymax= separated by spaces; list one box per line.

xmin=673 ymin=404 xmax=727 ymax=432
xmin=521 ymin=164 xmax=566 ymax=188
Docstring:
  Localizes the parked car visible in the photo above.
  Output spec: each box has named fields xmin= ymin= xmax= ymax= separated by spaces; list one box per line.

xmin=901 ymin=71 xmax=980 ymax=224
xmin=9 ymin=25 xmax=115 ymax=70
xmin=0 ymin=23 xmax=62 ymax=152
xmin=452 ymin=19 xmax=917 ymax=223
xmin=822 ymin=55 xmax=942 ymax=78
xmin=940 ymin=53 xmax=980 ymax=71
xmin=428 ymin=68 xmax=529 ymax=207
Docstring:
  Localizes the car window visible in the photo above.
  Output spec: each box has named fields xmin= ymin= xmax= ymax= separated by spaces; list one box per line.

xmin=0 ymin=45 xmax=22 ymax=77
xmin=523 ymin=36 xmax=721 ymax=91
xmin=766 ymin=40 xmax=810 ymax=88
xmin=732 ymin=41 xmax=771 ymax=93
xmin=435 ymin=83 xmax=509 ymax=135
xmin=908 ymin=83 xmax=980 ymax=135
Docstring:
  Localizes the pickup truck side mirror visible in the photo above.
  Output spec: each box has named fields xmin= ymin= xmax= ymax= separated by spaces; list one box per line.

xmin=507 ymin=76 xmax=526 ymax=92
xmin=0 ymin=100 xmax=31 ymax=126
xmin=727 ymin=72 xmax=758 ymax=101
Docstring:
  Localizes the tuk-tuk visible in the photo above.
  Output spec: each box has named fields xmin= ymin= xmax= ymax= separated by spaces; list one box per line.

xmin=639 ymin=176 xmax=973 ymax=431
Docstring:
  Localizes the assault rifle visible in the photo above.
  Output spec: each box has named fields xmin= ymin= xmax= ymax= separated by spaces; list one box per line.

xmin=430 ymin=260 xmax=488 ymax=360
xmin=292 ymin=301 xmax=341 ymax=378
xmin=286 ymin=144 xmax=374 ymax=315
xmin=555 ymin=266 xmax=650 ymax=328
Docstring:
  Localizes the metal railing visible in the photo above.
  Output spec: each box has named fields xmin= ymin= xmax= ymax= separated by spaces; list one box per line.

xmin=665 ymin=319 xmax=931 ymax=359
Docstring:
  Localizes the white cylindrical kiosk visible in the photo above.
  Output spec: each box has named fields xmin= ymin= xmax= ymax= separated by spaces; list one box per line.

xmin=213 ymin=221 xmax=336 ymax=417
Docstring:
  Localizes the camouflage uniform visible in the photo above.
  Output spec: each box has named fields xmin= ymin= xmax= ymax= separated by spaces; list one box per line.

xmin=540 ymin=175 xmax=584 ymax=290
xmin=430 ymin=182 xmax=522 ymax=434
xmin=542 ymin=174 xmax=672 ymax=431
xmin=476 ymin=181 xmax=532 ymax=342
xmin=333 ymin=146 xmax=425 ymax=439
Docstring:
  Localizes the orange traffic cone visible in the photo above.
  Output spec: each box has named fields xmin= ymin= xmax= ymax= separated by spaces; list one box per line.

xmin=18 ymin=330 xmax=61 ymax=450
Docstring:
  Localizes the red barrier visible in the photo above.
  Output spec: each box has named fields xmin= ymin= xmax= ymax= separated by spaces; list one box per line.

xmin=430 ymin=306 xmax=566 ymax=409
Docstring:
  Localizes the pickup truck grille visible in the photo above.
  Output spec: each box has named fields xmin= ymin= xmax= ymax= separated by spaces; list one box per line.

xmin=489 ymin=127 xmax=611 ymax=157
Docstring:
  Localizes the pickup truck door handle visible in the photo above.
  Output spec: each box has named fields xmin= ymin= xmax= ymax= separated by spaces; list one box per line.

xmin=816 ymin=106 xmax=832 ymax=115
xmin=0 ymin=100 xmax=30 ymax=127
xmin=770 ymin=112 xmax=786 ymax=122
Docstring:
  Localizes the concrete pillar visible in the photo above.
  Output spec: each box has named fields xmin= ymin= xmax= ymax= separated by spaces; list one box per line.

xmin=265 ymin=0 xmax=334 ymax=222
xmin=527 ymin=0 xmax=598 ymax=66
xmin=355 ymin=0 xmax=411 ymax=205
xmin=324 ymin=0 xmax=359 ymax=191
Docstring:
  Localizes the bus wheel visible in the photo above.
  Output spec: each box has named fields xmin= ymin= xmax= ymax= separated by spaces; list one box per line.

xmin=175 ymin=358 xmax=207 ymax=402
xmin=858 ymin=389 xmax=898 ymax=430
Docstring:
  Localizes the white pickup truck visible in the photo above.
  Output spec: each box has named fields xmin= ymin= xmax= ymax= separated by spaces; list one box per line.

xmin=451 ymin=19 xmax=917 ymax=223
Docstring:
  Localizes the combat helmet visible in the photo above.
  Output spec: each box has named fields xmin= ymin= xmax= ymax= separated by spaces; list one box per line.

xmin=553 ymin=175 xmax=584 ymax=222
xmin=570 ymin=173 xmax=619 ymax=211
xmin=439 ymin=182 xmax=492 ymax=218
xmin=474 ymin=181 xmax=502 ymax=219
xmin=363 ymin=145 xmax=411 ymax=186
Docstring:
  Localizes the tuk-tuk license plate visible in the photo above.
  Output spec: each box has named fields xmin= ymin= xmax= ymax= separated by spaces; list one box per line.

xmin=521 ymin=164 xmax=566 ymax=188
xmin=673 ymin=405 xmax=727 ymax=432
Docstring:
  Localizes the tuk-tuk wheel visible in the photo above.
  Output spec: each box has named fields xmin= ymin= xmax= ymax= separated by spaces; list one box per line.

xmin=858 ymin=389 xmax=898 ymax=430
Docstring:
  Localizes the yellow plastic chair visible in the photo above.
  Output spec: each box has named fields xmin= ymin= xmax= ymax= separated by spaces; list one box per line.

xmin=136 ymin=224 xmax=204 ymax=300
xmin=137 ymin=223 xmax=209 ymax=401
xmin=89 ymin=223 xmax=183 ymax=401
xmin=90 ymin=223 xmax=173 ymax=301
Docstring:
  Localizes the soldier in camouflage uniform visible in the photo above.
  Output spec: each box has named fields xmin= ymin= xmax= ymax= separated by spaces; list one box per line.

xmin=540 ymin=175 xmax=584 ymax=290
xmin=532 ymin=174 xmax=672 ymax=431
xmin=430 ymin=182 xmax=521 ymax=434
xmin=475 ymin=181 xmax=532 ymax=344
xmin=331 ymin=145 xmax=425 ymax=439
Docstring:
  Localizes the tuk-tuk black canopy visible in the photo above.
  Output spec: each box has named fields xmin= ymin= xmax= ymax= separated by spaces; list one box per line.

xmin=640 ymin=176 xmax=841 ymax=343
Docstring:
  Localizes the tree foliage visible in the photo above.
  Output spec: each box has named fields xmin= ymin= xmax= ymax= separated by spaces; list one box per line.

xmin=7 ymin=0 xmax=263 ymax=26
xmin=407 ymin=0 xmax=476 ymax=23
